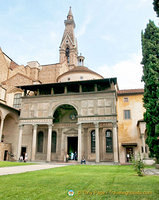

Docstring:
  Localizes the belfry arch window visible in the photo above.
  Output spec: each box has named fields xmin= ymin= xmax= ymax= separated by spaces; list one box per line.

xmin=106 ymin=130 xmax=113 ymax=153
xmin=91 ymin=130 xmax=95 ymax=153
xmin=37 ymin=131 xmax=44 ymax=153
xmin=65 ymin=47 xmax=70 ymax=63
xmin=51 ymin=131 xmax=57 ymax=153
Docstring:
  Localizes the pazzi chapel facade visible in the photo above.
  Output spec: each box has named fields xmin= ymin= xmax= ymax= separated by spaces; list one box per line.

xmin=0 ymin=8 xmax=149 ymax=164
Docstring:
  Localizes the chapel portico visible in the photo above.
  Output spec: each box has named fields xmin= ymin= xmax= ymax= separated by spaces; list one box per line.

xmin=17 ymin=78 xmax=119 ymax=163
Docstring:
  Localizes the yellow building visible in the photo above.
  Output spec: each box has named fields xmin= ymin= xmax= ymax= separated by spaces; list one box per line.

xmin=117 ymin=89 xmax=148 ymax=164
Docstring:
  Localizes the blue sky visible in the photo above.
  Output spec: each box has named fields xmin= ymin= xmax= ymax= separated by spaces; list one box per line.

xmin=0 ymin=0 xmax=158 ymax=89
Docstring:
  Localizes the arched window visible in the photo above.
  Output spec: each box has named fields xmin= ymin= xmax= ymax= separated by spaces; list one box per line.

xmin=37 ymin=131 xmax=44 ymax=153
xmin=106 ymin=130 xmax=113 ymax=153
xmin=13 ymin=93 xmax=22 ymax=108
xmin=51 ymin=131 xmax=57 ymax=153
xmin=65 ymin=47 xmax=70 ymax=63
xmin=91 ymin=130 xmax=95 ymax=153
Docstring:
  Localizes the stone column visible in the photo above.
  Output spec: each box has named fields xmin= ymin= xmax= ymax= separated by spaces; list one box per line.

xmin=113 ymin=123 xmax=118 ymax=163
xmin=95 ymin=122 xmax=100 ymax=163
xmin=0 ymin=117 xmax=4 ymax=142
xmin=17 ymin=125 xmax=23 ymax=160
xmin=79 ymin=85 xmax=82 ymax=93
xmin=78 ymin=123 xmax=82 ymax=162
xmin=32 ymin=124 xmax=38 ymax=161
xmin=47 ymin=124 xmax=52 ymax=162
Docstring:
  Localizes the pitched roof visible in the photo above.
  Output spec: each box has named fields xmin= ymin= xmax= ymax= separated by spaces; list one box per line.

xmin=9 ymin=60 xmax=19 ymax=70
xmin=2 ymin=73 xmax=34 ymax=85
xmin=0 ymin=102 xmax=20 ymax=114
xmin=118 ymin=89 xmax=144 ymax=95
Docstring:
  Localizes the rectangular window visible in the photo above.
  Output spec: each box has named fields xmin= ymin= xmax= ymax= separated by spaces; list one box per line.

xmin=106 ymin=137 xmax=113 ymax=153
xmin=13 ymin=93 xmax=22 ymax=109
xmin=91 ymin=131 xmax=96 ymax=153
xmin=124 ymin=97 xmax=128 ymax=102
xmin=124 ymin=110 xmax=131 ymax=119
xmin=51 ymin=132 xmax=56 ymax=153
xmin=141 ymin=146 xmax=144 ymax=153
xmin=145 ymin=146 xmax=147 ymax=153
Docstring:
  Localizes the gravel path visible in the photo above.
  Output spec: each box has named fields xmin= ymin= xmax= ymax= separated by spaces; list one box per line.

xmin=0 ymin=164 xmax=67 ymax=176
xmin=144 ymin=168 xmax=159 ymax=175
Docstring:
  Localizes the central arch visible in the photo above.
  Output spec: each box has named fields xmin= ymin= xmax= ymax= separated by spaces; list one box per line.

xmin=53 ymin=104 xmax=78 ymax=123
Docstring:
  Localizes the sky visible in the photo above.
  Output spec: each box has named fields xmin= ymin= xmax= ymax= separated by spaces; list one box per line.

xmin=0 ymin=0 xmax=158 ymax=89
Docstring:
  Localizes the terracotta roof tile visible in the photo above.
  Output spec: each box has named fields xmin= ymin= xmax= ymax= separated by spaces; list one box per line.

xmin=118 ymin=89 xmax=144 ymax=95
xmin=9 ymin=61 xmax=19 ymax=70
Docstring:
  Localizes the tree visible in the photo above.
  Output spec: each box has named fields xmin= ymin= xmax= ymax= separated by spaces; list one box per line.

xmin=141 ymin=20 xmax=159 ymax=163
xmin=153 ymin=0 xmax=159 ymax=17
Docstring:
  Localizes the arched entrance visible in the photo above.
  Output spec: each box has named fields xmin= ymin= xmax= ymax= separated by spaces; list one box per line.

xmin=53 ymin=104 xmax=78 ymax=161
xmin=53 ymin=104 xmax=78 ymax=123
xmin=0 ymin=111 xmax=19 ymax=161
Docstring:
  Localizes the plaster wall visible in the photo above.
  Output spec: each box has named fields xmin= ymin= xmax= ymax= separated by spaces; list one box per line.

xmin=117 ymin=94 xmax=146 ymax=163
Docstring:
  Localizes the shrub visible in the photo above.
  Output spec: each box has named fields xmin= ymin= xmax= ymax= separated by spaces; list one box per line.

xmin=132 ymin=154 xmax=145 ymax=176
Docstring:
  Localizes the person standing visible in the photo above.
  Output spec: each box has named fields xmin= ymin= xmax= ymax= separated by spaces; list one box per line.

xmin=24 ymin=153 xmax=28 ymax=162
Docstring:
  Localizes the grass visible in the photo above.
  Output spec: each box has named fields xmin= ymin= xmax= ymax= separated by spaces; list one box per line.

xmin=0 ymin=165 xmax=158 ymax=200
xmin=0 ymin=161 xmax=35 ymax=168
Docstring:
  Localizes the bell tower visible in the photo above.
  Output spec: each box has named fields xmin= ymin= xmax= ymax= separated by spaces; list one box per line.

xmin=59 ymin=7 xmax=78 ymax=68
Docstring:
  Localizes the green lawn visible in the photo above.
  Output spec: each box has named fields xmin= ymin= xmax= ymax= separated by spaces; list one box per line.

xmin=0 ymin=165 xmax=158 ymax=200
xmin=0 ymin=161 xmax=35 ymax=168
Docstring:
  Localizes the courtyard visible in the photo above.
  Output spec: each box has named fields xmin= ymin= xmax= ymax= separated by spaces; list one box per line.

xmin=0 ymin=163 xmax=158 ymax=200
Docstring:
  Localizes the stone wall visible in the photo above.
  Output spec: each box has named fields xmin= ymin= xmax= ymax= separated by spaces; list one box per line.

xmin=0 ymin=143 xmax=11 ymax=161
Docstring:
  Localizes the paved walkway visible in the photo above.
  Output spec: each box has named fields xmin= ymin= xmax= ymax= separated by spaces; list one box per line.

xmin=0 ymin=164 xmax=67 ymax=176
xmin=144 ymin=168 xmax=159 ymax=175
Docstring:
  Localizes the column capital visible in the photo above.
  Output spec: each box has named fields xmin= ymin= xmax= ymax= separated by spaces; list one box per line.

xmin=1 ymin=116 xmax=5 ymax=121
xmin=94 ymin=122 xmax=99 ymax=128
xmin=112 ymin=122 xmax=117 ymax=128
xmin=48 ymin=124 xmax=53 ymax=128
xmin=77 ymin=123 xmax=82 ymax=128
xmin=77 ymin=122 xmax=82 ymax=125
xmin=19 ymin=124 xmax=24 ymax=128
xmin=33 ymin=124 xmax=38 ymax=128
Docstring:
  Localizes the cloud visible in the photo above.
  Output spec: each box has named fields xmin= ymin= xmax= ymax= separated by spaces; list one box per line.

xmin=77 ymin=15 xmax=92 ymax=37
xmin=101 ymin=34 xmax=115 ymax=43
xmin=137 ymin=0 xmax=151 ymax=8
xmin=50 ymin=31 xmax=59 ymax=42
xmin=97 ymin=53 xmax=144 ymax=89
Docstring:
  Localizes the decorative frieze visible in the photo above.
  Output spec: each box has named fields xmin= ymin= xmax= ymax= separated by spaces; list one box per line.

xmin=78 ymin=115 xmax=116 ymax=123
xmin=19 ymin=118 xmax=53 ymax=125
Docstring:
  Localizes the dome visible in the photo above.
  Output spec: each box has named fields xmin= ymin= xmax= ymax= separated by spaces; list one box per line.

xmin=57 ymin=66 xmax=103 ymax=82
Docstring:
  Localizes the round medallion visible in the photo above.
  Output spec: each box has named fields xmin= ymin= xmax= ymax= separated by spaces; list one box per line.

xmin=70 ymin=113 xmax=76 ymax=120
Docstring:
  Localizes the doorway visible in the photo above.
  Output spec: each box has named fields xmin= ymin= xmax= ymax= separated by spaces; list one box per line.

xmin=126 ymin=147 xmax=133 ymax=162
xmin=21 ymin=147 xmax=26 ymax=160
xmin=4 ymin=150 xmax=8 ymax=161
xmin=67 ymin=137 xmax=78 ymax=160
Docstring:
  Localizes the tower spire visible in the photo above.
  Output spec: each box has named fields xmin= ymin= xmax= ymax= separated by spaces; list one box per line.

xmin=67 ymin=6 xmax=73 ymax=19
xmin=59 ymin=7 xmax=78 ymax=68
xmin=64 ymin=6 xmax=75 ymax=28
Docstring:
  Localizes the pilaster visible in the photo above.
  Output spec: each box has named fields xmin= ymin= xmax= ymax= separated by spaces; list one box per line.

xmin=0 ymin=117 xmax=4 ymax=142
